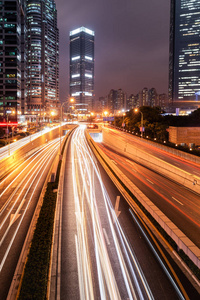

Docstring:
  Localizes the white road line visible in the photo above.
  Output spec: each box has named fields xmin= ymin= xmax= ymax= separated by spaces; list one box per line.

xmin=146 ymin=179 xmax=154 ymax=184
xmin=172 ymin=197 xmax=183 ymax=206
xmin=126 ymin=159 xmax=135 ymax=165
xmin=103 ymin=228 xmax=110 ymax=245
xmin=111 ymin=160 xmax=117 ymax=165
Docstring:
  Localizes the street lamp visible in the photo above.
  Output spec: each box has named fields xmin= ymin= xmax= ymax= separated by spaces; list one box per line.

xmin=134 ymin=108 xmax=144 ymax=138
xmin=103 ymin=111 xmax=108 ymax=126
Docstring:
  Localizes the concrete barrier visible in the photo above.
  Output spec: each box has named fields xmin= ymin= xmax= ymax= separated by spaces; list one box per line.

xmin=102 ymin=128 xmax=200 ymax=194
xmin=0 ymin=124 xmax=75 ymax=179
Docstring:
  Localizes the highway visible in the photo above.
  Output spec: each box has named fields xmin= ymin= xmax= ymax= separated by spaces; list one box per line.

xmin=0 ymin=137 xmax=62 ymax=299
xmin=103 ymin=127 xmax=200 ymax=178
xmin=98 ymin=142 xmax=200 ymax=248
xmin=56 ymin=126 xmax=198 ymax=299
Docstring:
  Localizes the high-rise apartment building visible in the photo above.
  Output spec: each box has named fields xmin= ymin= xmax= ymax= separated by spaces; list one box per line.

xmin=0 ymin=0 xmax=26 ymax=123
xmin=169 ymin=0 xmax=200 ymax=109
xmin=70 ymin=26 xmax=94 ymax=113
xmin=148 ymin=88 xmax=158 ymax=107
xmin=26 ymin=0 xmax=59 ymax=116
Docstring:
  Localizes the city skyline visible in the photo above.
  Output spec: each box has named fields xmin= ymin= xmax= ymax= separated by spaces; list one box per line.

xmin=56 ymin=0 xmax=170 ymax=102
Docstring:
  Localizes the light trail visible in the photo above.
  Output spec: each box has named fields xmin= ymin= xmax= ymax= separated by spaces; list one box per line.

xmin=99 ymin=144 xmax=200 ymax=229
xmin=0 ymin=137 xmax=62 ymax=273
xmin=70 ymin=126 xmax=154 ymax=300
xmin=0 ymin=125 xmax=61 ymax=160
xmin=129 ymin=209 xmax=187 ymax=300
xmin=0 ymin=138 xmax=60 ymax=212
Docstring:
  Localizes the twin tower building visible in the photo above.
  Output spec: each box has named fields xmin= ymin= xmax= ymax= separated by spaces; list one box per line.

xmin=0 ymin=0 xmax=94 ymax=124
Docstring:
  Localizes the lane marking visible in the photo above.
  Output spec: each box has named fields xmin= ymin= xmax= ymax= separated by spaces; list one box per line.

xmin=172 ymin=197 xmax=183 ymax=206
xmin=126 ymin=159 xmax=135 ymax=165
xmin=111 ymin=160 xmax=117 ymax=165
xmin=103 ymin=228 xmax=110 ymax=245
xmin=146 ymin=178 xmax=154 ymax=184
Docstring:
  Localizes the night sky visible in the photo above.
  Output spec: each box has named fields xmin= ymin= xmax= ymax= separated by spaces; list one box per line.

xmin=56 ymin=0 xmax=170 ymax=102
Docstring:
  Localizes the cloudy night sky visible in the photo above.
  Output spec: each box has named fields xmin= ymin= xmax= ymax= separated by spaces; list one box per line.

xmin=56 ymin=0 xmax=170 ymax=102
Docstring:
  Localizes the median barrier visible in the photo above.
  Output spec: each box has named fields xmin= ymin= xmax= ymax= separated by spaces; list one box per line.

xmin=85 ymin=130 xmax=200 ymax=283
xmin=102 ymin=128 xmax=200 ymax=194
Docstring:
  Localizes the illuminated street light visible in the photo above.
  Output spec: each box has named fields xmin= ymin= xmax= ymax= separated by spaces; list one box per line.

xmin=134 ymin=108 xmax=144 ymax=138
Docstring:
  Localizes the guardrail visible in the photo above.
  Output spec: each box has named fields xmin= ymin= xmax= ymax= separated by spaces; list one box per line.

xmin=102 ymin=128 xmax=200 ymax=194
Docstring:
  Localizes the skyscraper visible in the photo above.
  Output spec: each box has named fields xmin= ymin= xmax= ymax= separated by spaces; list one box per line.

xmin=26 ymin=0 xmax=59 ymax=116
xmin=169 ymin=0 xmax=200 ymax=109
xmin=0 ymin=0 xmax=26 ymax=123
xmin=69 ymin=26 xmax=94 ymax=114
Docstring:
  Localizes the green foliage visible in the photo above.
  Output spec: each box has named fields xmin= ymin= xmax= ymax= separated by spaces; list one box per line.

xmin=0 ymin=140 xmax=5 ymax=147
xmin=18 ymin=182 xmax=57 ymax=300
xmin=0 ymin=127 xmax=5 ymax=137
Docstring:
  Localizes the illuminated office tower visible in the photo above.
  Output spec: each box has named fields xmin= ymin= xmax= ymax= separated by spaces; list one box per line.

xmin=0 ymin=0 xmax=26 ymax=123
xmin=169 ymin=0 xmax=200 ymax=108
xmin=70 ymin=27 xmax=94 ymax=113
xmin=26 ymin=0 xmax=59 ymax=116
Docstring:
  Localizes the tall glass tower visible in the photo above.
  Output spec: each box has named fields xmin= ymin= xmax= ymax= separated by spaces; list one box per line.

xmin=0 ymin=0 xmax=26 ymax=123
xmin=26 ymin=0 xmax=59 ymax=117
xmin=69 ymin=27 xmax=94 ymax=113
xmin=169 ymin=0 xmax=200 ymax=109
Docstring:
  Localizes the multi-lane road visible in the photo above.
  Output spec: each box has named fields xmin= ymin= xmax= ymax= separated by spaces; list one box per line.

xmin=53 ymin=126 xmax=198 ymax=299
xmin=98 ymin=141 xmax=200 ymax=248
xmin=0 ymin=137 xmax=62 ymax=299
xmin=0 ymin=124 xmax=199 ymax=299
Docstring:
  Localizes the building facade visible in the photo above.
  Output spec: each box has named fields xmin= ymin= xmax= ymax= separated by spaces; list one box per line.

xmin=0 ymin=0 xmax=26 ymax=123
xmin=169 ymin=0 xmax=200 ymax=109
xmin=69 ymin=26 xmax=94 ymax=114
xmin=26 ymin=0 xmax=59 ymax=117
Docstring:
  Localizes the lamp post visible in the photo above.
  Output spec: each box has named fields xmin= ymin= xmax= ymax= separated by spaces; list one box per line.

xmin=122 ymin=112 xmax=126 ymax=130
xmin=103 ymin=111 xmax=108 ymax=126
xmin=134 ymin=108 xmax=144 ymax=138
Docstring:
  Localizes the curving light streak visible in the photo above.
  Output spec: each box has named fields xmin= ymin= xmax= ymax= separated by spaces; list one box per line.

xmin=0 ymin=138 xmax=60 ymax=205
xmin=0 ymin=138 xmax=61 ymax=272
xmin=0 ymin=142 xmax=56 ymax=233
xmin=0 ymin=125 xmax=61 ymax=160
xmin=70 ymin=127 xmax=154 ymax=300
xmin=129 ymin=209 xmax=185 ymax=300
